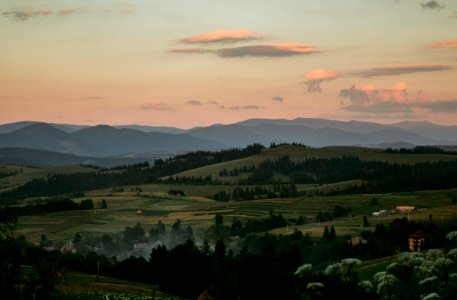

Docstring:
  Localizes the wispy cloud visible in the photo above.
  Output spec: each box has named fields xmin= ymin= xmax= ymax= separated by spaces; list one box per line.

xmin=207 ymin=101 xmax=219 ymax=105
xmin=169 ymin=48 xmax=214 ymax=54
xmin=181 ymin=30 xmax=262 ymax=44
xmin=228 ymin=105 xmax=264 ymax=110
xmin=2 ymin=7 xmax=84 ymax=21
xmin=187 ymin=100 xmax=202 ymax=106
xmin=118 ymin=0 xmax=134 ymax=15
xmin=420 ymin=1 xmax=445 ymax=10
xmin=303 ymin=69 xmax=338 ymax=93
xmin=217 ymin=43 xmax=320 ymax=58
xmin=272 ymin=96 xmax=284 ymax=103
xmin=171 ymin=43 xmax=320 ymax=58
xmin=430 ymin=39 xmax=457 ymax=48
xmin=140 ymin=103 xmax=175 ymax=111
xmin=83 ymin=96 xmax=101 ymax=100
xmin=352 ymin=64 xmax=451 ymax=77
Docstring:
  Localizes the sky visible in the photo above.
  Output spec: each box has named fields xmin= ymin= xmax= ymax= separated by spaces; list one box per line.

xmin=0 ymin=0 xmax=456 ymax=128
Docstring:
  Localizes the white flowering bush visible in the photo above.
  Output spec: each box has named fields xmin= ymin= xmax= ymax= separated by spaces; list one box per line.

xmin=306 ymin=282 xmax=325 ymax=290
xmin=373 ymin=248 xmax=457 ymax=300
xmin=446 ymin=231 xmax=457 ymax=241
xmin=295 ymin=263 xmax=313 ymax=276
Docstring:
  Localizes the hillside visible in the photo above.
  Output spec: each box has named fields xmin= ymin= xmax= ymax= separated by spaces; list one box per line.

xmin=171 ymin=144 xmax=457 ymax=183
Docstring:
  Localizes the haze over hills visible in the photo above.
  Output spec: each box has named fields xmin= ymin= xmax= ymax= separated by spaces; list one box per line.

xmin=0 ymin=118 xmax=457 ymax=164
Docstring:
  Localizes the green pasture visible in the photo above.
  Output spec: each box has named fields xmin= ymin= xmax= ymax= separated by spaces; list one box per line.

xmin=14 ymin=181 xmax=457 ymax=245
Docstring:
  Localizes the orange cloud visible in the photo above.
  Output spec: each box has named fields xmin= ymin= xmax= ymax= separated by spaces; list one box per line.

xmin=181 ymin=30 xmax=262 ymax=44
xmin=303 ymin=68 xmax=338 ymax=93
xmin=430 ymin=39 xmax=457 ymax=48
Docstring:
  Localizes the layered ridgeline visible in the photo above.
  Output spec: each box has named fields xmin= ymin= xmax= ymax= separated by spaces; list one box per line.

xmin=1 ymin=119 xmax=457 ymax=162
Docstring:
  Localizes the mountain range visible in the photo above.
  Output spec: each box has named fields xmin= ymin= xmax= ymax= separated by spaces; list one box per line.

xmin=1 ymin=118 xmax=457 ymax=166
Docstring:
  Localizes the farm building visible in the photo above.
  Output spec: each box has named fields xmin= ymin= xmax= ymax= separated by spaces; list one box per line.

xmin=408 ymin=231 xmax=426 ymax=252
xmin=396 ymin=206 xmax=416 ymax=212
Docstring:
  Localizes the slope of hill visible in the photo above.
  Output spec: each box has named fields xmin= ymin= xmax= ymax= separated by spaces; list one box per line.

xmin=71 ymin=125 xmax=225 ymax=156
xmin=0 ymin=123 xmax=88 ymax=155
xmin=172 ymin=144 xmax=457 ymax=183
xmin=0 ymin=148 xmax=161 ymax=168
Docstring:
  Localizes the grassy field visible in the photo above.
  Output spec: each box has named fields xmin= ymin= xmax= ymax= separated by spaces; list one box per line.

xmin=170 ymin=145 xmax=457 ymax=183
xmin=5 ymin=145 xmax=457 ymax=248
xmin=15 ymin=180 xmax=457 ymax=244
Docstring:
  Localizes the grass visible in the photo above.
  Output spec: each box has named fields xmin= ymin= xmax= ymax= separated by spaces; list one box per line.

xmin=50 ymin=271 xmax=179 ymax=299
xmin=15 ymin=181 xmax=457 ymax=245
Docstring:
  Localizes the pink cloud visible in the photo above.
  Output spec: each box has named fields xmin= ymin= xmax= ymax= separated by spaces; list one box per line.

xmin=430 ymin=39 xmax=457 ymax=48
xmin=303 ymin=68 xmax=338 ymax=93
xmin=181 ymin=30 xmax=262 ymax=44
xmin=339 ymin=82 xmax=419 ymax=113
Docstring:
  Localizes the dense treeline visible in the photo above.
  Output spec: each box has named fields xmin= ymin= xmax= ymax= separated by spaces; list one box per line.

xmin=238 ymin=155 xmax=457 ymax=193
xmin=3 ymin=198 xmax=102 ymax=217
xmin=385 ymin=145 xmax=457 ymax=155
xmin=2 ymin=212 xmax=457 ymax=299
xmin=209 ymin=184 xmax=298 ymax=202
xmin=0 ymin=169 xmax=18 ymax=179
xmin=0 ymin=144 xmax=264 ymax=203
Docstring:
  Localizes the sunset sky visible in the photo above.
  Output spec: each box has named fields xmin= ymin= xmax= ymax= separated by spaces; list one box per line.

xmin=1 ymin=0 xmax=456 ymax=128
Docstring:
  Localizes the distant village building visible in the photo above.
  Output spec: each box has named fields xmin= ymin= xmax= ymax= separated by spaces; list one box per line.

xmin=198 ymin=290 xmax=214 ymax=300
xmin=371 ymin=210 xmax=388 ymax=217
xmin=60 ymin=241 xmax=76 ymax=253
xmin=396 ymin=206 xmax=416 ymax=212
xmin=349 ymin=236 xmax=367 ymax=245
xmin=133 ymin=243 xmax=148 ymax=250
xmin=409 ymin=231 xmax=426 ymax=252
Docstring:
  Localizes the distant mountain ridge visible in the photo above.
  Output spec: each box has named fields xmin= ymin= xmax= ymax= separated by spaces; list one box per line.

xmin=0 ymin=123 xmax=224 ymax=157
xmin=0 ymin=118 xmax=456 ymax=159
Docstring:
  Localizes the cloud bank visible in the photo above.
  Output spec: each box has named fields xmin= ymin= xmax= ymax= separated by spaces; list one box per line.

xmin=340 ymin=83 xmax=457 ymax=114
